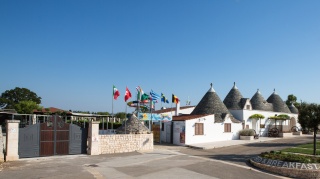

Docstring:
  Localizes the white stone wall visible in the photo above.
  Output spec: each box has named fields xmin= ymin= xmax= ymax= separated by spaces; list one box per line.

xmin=229 ymin=109 xmax=299 ymax=137
xmin=99 ymin=134 xmax=153 ymax=154
xmin=172 ymin=115 xmax=243 ymax=146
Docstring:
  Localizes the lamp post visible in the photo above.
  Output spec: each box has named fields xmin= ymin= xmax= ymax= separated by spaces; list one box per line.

xmin=312 ymin=111 xmax=317 ymax=155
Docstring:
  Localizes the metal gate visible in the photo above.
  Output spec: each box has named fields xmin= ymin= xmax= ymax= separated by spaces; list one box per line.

xmin=19 ymin=115 xmax=88 ymax=158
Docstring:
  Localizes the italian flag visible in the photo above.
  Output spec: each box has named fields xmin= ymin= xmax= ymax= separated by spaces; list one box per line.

xmin=113 ymin=85 xmax=120 ymax=100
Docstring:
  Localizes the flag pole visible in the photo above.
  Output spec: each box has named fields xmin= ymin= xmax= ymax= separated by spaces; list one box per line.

xmin=137 ymin=91 xmax=140 ymax=134
xmin=112 ymin=86 xmax=114 ymax=131
xmin=171 ymin=94 xmax=173 ymax=117
xmin=149 ymin=99 xmax=152 ymax=131
xmin=125 ymin=103 xmax=127 ymax=134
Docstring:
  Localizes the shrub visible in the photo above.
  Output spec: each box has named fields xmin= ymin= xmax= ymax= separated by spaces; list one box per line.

xmin=260 ymin=151 xmax=320 ymax=163
xmin=239 ymin=129 xmax=255 ymax=136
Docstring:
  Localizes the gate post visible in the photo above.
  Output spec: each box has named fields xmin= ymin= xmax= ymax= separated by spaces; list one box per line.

xmin=32 ymin=114 xmax=37 ymax=124
xmin=87 ymin=121 xmax=100 ymax=155
xmin=6 ymin=120 xmax=20 ymax=161
xmin=0 ymin=125 xmax=4 ymax=162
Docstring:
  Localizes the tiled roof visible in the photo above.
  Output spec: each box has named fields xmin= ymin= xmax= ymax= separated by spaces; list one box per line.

xmin=33 ymin=107 xmax=71 ymax=114
xmin=153 ymin=106 xmax=195 ymax=114
xmin=240 ymin=98 xmax=249 ymax=109
xmin=191 ymin=84 xmax=240 ymax=123
xmin=250 ymin=89 xmax=272 ymax=111
xmin=289 ymin=104 xmax=299 ymax=114
xmin=223 ymin=82 xmax=243 ymax=110
xmin=172 ymin=114 xmax=211 ymax=121
xmin=266 ymin=90 xmax=291 ymax=113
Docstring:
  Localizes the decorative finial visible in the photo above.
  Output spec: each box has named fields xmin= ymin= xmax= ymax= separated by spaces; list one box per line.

xmin=208 ymin=83 xmax=215 ymax=92
xmin=257 ymin=88 xmax=260 ymax=94
xmin=274 ymin=88 xmax=275 ymax=92
xmin=233 ymin=82 xmax=238 ymax=89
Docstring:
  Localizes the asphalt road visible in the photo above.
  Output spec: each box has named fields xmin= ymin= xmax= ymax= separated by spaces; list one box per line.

xmin=0 ymin=136 xmax=315 ymax=179
xmin=178 ymin=135 xmax=316 ymax=166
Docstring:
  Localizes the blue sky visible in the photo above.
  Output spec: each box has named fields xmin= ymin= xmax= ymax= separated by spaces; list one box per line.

xmin=1 ymin=0 xmax=319 ymax=113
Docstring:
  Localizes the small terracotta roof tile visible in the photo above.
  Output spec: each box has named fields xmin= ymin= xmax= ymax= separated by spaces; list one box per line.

xmin=173 ymin=114 xmax=211 ymax=121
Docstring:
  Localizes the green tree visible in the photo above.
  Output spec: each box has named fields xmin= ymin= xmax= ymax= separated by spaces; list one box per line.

xmin=96 ymin=112 xmax=110 ymax=115
xmin=0 ymin=87 xmax=41 ymax=109
xmin=249 ymin=114 xmax=265 ymax=119
xmin=15 ymin=101 xmax=42 ymax=114
xmin=286 ymin=94 xmax=299 ymax=107
xmin=298 ymin=103 xmax=320 ymax=155
xmin=115 ymin=112 xmax=126 ymax=119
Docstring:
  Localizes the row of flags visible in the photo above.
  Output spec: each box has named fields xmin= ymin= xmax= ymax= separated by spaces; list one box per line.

xmin=112 ymin=85 xmax=180 ymax=104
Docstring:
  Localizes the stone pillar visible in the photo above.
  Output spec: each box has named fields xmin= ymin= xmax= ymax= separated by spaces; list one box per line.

xmin=175 ymin=102 xmax=180 ymax=116
xmin=0 ymin=125 xmax=4 ymax=162
xmin=32 ymin=114 xmax=37 ymax=124
xmin=6 ymin=120 xmax=20 ymax=161
xmin=87 ymin=121 xmax=100 ymax=155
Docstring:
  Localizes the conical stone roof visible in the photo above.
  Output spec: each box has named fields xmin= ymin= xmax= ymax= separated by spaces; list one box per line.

xmin=116 ymin=114 xmax=150 ymax=134
xmin=266 ymin=89 xmax=291 ymax=113
xmin=191 ymin=83 xmax=240 ymax=123
xmin=223 ymin=82 xmax=243 ymax=110
xmin=289 ymin=103 xmax=299 ymax=114
xmin=250 ymin=89 xmax=271 ymax=111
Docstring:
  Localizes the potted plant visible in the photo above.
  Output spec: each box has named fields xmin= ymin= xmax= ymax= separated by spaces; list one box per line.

xmin=239 ymin=129 xmax=255 ymax=140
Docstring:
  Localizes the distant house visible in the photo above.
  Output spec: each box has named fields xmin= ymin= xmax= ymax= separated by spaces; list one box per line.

xmin=0 ymin=109 xmax=17 ymax=131
xmin=33 ymin=107 xmax=71 ymax=115
xmin=155 ymin=83 xmax=300 ymax=146
xmin=223 ymin=83 xmax=299 ymax=137
xmin=156 ymin=84 xmax=243 ymax=146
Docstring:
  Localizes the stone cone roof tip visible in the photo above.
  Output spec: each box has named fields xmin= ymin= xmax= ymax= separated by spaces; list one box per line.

xmin=250 ymin=89 xmax=268 ymax=111
xmin=191 ymin=85 xmax=240 ymax=123
xmin=116 ymin=114 xmax=151 ymax=134
xmin=266 ymin=91 xmax=291 ymax=113
xmin=223 ymin=82 xmax=243 ymax=110
xmin=289 ymin=103 xmax=299 ymax=114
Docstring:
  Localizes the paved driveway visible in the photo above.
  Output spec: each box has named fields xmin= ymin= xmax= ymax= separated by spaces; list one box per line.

xmin=0 ymin=136 xmax=314 ymax=179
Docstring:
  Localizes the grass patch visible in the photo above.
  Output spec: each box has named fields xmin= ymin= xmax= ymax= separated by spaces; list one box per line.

xmin=259 ymin=142 xmax=320 ymax=163
xmin=260 ymin=151 xmax=320 ymax=163
xmin=296 ymin=142 xmax=320 ymax=149
xmin=281 ymin=148 xmax=320 ymax=155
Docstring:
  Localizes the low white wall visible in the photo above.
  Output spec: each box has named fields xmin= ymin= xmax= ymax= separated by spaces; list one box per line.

xmin=172 ymin=115 xmax=243 ymax=146
xmin=99 ymin=134 xmax=153 ymax=154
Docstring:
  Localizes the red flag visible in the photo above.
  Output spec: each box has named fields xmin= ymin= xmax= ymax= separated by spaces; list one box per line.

xmin=124 ymin=87 xmax=132 ymax=102
xmin=113 ymin=85 xmax=120 ymax=100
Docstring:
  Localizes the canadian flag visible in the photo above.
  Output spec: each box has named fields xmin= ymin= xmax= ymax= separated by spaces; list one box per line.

xmin=125 ymin=87 xmax=132 ymax=102
xmin=113 ymin=85 xmax=120 ymax=100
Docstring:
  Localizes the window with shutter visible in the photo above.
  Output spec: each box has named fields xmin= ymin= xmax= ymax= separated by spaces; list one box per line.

xmin=224 ymin=123 xmax=231 ymax=132
xmin=195 ymin=123 xmax=204 ymax=135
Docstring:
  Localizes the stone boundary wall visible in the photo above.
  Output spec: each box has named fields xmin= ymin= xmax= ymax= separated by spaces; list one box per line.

xmin=0 ymin=125 xmax=4 ymax=162
xmin=99 ymin=134 xmax=153 ymax=154
xmin=250 ymin=157 xmax=320 ymax=179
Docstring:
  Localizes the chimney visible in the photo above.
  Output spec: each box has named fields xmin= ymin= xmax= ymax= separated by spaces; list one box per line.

xmin=175 ymin=102 xmax=180 ymax=116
